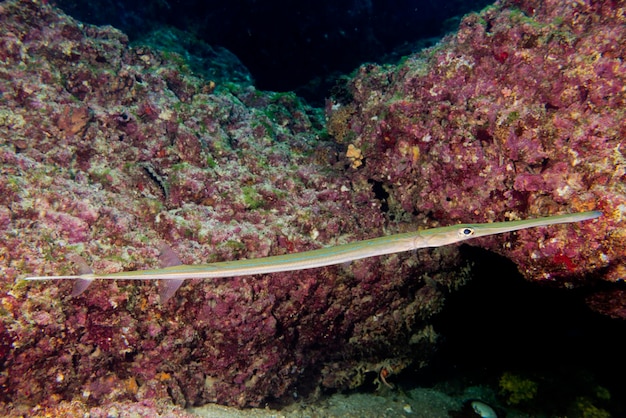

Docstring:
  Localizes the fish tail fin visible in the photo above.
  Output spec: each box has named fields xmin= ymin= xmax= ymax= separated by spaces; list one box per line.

xmin=23 ymin=254 xmax=96 ymax=295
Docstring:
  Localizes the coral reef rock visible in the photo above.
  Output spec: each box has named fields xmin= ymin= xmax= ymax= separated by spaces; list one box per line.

xmin=328 ymin=0 xmax=624 ymax=289
xmin=0 ymin=0 xmax=459 ymax=414
xmin=0 ymin=0 xmax=622 ymax=415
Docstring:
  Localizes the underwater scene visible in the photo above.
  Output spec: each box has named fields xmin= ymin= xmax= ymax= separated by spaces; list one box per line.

xmin=0 ymin=0 xmax=625 ymax=416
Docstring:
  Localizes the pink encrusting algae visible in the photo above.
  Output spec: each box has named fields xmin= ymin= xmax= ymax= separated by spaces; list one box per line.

xmin=328 ymin=0 xmax=625 ymax=289
xmin=0 ymin=0 xmax=456 ymax=413
xmin=0 ymin=0 xmax=622 ymax=415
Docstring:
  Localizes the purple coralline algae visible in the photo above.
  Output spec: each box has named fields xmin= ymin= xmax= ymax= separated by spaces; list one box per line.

xmin=0 ymin=0 xmax=622 ymax=415
xmin=0 ymin=0 xmax=461 ymax=414
xmin=328 ymin=0 xmax=625 ymax=290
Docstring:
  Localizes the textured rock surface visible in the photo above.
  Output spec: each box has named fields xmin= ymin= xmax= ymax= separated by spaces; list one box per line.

xmin=328 ymin=0 xmax=624 ymax=288
xmin=0 ymin=0 xmax=621 ymax=415
xmin=0 ymin=0 xmax=463 ymax=414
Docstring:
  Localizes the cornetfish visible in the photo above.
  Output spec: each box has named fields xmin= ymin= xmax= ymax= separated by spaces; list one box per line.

xmin=24 ymin=210 xmax=601 ymax=301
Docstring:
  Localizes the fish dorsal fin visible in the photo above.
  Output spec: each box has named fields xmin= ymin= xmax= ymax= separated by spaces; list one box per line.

xmin=157 ymin=243 xmax=185 ymax=303
xmin=158 ymin=242 xmax=183 ymax=268
xmin=69 ymin=254 xmax=94 ymax=297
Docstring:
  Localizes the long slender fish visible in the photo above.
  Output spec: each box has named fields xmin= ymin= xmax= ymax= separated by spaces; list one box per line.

xmin=24 ymin=210 xmax=601 ymax=301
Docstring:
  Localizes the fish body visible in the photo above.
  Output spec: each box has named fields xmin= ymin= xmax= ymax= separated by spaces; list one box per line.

xmin=24 ymin=210 xmax=601 ymax=301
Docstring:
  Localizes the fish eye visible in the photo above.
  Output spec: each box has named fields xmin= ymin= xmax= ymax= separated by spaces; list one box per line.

xmin=458 ymin=227 xmax=475 ymax=237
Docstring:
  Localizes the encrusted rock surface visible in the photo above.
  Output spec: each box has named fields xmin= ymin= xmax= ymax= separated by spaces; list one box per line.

xmin=329 ymin=0 xmax=624 ymax=288
xmin=0 ymin=0 xmax=622 ymax=415
xmin=0 ymin=0 xmax=462 ymax=414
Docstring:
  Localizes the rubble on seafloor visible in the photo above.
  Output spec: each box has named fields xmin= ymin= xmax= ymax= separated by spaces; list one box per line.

xmin=0 ymin=0 xmax=624 ymax=415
